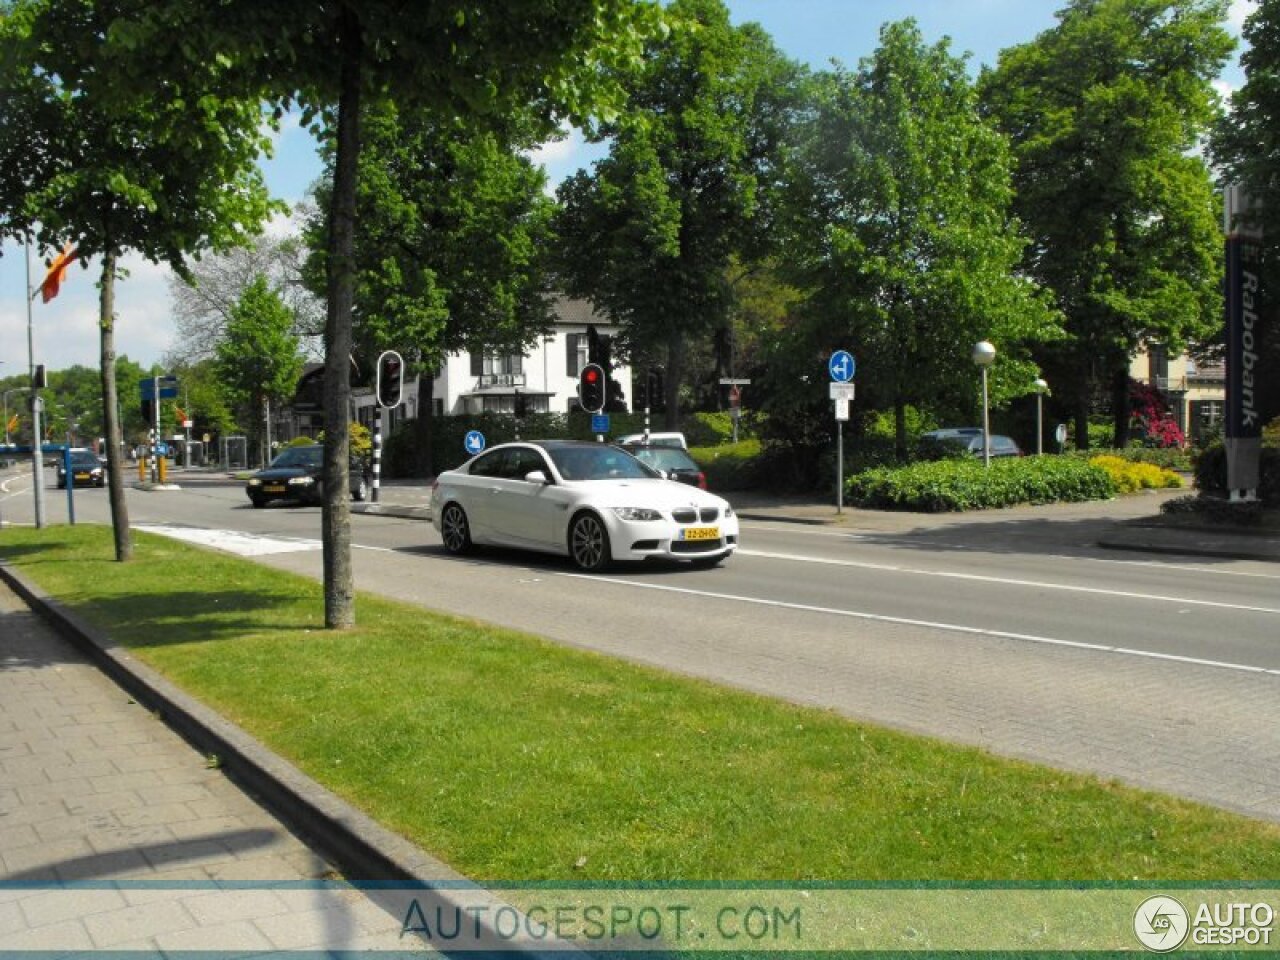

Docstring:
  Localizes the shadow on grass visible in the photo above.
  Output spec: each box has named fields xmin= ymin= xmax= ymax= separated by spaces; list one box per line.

xmin=64 ymin=588 xmax=316 ymax=649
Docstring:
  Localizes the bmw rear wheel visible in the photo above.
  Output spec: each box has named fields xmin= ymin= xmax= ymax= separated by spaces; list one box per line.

xmin=569 ymin=513 xmax=612 ymax=572
xmin=440 ymin=502 xmax=473 ymax=554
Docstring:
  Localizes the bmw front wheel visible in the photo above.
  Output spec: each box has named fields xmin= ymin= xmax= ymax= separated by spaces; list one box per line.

xmin=569 ymin=513 xmax=612 ymax=572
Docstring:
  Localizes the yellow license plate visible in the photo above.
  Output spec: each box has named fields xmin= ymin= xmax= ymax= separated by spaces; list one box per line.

xmin=681 ymin=526 xmax=720 ymax=541
xmin=264 ymin=484 xmax=286 ymax=493
xmin=74 ymin=473 xmax=90 ymax=480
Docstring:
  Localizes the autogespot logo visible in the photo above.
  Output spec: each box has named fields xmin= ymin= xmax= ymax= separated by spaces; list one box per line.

xmin=1134 ymin=895 xmax=1190 ymax=952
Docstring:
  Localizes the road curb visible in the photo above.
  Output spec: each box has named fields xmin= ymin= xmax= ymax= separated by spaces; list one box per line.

xmin=0 ymin=559 xmax=580 ymax=959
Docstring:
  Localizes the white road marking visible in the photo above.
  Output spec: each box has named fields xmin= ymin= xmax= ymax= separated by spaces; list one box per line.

xmin=136 ymin=524 xmax=322 ymax=556
xmin=561 ymin=572 xmax=1280 ymax=679
xmin=736 ymin=548 xmax=1280 ymax=615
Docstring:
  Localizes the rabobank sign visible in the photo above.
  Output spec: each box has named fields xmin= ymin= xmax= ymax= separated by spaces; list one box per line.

xmin=1224 ymin=185 xmax=1265 ymax=496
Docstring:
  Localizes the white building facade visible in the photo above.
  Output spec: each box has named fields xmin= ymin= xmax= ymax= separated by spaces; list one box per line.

xmin=349 ymin=297 xmax=633 ymax=435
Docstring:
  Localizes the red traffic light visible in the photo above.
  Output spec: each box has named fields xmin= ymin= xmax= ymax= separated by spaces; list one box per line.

xmin=578 ymin=363 xmax=606 ymax=412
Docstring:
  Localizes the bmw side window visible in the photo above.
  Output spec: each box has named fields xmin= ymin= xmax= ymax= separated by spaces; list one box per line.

xmin=470 ymin=450 xmax=507 ymax=478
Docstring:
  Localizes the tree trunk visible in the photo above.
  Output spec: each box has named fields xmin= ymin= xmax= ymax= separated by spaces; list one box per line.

xmin=321 ymin=6 xmax=362 ymax=630
xmin=1111 ymin=365 xmax=1131 ymax=448
xmin=412 ymin=371 xmax=434 ymax=476
xmin=1073 ymin=394 xmax=1091 ymax=451
xmin=663 ymin=328 xmax=685 ymax=431
xmin=98 ymin=249 xmax=131 ymax=562
xmin=894 ymin=399 xmax=908 ymax=461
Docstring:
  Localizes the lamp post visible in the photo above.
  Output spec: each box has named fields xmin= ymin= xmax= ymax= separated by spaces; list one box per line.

xmin=1033 ymin=378 xmax=1049 ymax=455
xmin=972 ymin=341 xmax=996 ymax=468
xmin=3 ymin=387 xmax=29 ymax=445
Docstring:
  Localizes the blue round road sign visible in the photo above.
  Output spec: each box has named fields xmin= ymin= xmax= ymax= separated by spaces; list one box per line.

xmin=829 ymin=350 xmax=856 ymax=382
xmin=464 ymin=430 xmax=486 ymax=455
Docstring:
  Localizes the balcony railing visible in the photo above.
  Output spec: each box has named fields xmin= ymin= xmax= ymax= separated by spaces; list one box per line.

xmin=475 ymin=373 xmax=526 ymax=389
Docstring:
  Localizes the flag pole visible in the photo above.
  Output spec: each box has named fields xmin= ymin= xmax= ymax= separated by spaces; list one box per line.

xmin=25 ymin=240 xmax=46 ymax=528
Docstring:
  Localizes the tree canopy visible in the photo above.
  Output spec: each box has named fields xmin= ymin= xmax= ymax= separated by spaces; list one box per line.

xmin=553 ymin=0 xmax=802 ymax=427
xmin=981 ymin=0 xmax=1233 ymax=446
xmin=781 ymin=20 xmax=1059 ymax=455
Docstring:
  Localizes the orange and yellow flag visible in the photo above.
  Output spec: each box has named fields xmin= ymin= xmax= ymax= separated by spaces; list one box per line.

xmin=39 ymin=243 xmax=77 ymax=303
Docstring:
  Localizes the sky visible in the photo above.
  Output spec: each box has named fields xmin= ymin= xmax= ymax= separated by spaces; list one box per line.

xmin=0 ymin=0 xmax=1257 ymax=377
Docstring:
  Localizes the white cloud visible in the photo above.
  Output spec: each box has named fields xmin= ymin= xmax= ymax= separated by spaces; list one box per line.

xmin=1229 ymin=0 xmax=1258 ymax=35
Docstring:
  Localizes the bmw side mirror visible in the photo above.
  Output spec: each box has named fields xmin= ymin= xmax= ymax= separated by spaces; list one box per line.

xmin=525 ymin=470 xmax=550 ymax=485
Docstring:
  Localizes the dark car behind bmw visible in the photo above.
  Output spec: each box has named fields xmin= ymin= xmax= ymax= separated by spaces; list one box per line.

xmin=245 ymin=444 xmax=369 ymax=508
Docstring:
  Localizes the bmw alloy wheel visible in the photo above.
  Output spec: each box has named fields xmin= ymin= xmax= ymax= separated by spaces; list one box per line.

xmin=570 ymin=513 xmax=611 ymax=572
xmin=441 ymin=503 xmax=472 ymax=554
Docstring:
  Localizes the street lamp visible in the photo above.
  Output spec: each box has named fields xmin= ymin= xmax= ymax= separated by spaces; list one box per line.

xmin=1033 ymin=378 xmax=1049 ymax=455
xmin=972 ymin=341 xmax=996 ymax=468
xmin=3 ymin=387 xmax=29 ymax=445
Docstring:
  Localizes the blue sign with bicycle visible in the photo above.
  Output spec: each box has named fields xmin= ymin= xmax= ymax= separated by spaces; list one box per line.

xmin=464 ymin=431 xmax=486 ymax=455
xmin=829 ymin=350 xmax=856 ymax=383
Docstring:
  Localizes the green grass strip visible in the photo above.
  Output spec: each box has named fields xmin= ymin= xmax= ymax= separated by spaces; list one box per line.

xmin=3 ymin=524 xmax=1279 ymax=882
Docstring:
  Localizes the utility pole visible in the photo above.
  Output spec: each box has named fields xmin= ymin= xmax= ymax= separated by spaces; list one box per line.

xmin=25 ymin=241 xmax=46 ymax=528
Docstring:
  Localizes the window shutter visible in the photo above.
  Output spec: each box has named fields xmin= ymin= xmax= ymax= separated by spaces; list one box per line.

xmin=565 ymin=334 xmax=578 ymax=376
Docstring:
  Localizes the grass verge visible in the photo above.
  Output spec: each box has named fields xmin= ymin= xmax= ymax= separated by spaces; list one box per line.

xmin=3 ymin=523 xmax=1279 ymax=881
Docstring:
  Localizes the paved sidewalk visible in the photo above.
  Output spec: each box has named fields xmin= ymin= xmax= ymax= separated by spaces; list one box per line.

xmin=0 ymin=578 xmax=424 ymax=954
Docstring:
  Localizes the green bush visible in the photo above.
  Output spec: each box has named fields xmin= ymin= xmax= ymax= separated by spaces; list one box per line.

xmin=689 ymin=439 xmax=762 ymax=491
xmin=845 ymin=456 xmax=1116 ymax=513
xmin=1193 ymin=443 xmax=1280 ymax=503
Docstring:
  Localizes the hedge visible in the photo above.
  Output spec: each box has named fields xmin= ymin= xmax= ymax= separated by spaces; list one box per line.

xmin=1193 ymin=444 xmax=1280 ymax=504
xmin=845 ymin=456 xmax=1116 ymax=513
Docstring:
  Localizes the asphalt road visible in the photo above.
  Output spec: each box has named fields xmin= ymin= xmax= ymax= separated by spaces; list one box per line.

xmin=5 ymin=469 xmax=1280 ymax=823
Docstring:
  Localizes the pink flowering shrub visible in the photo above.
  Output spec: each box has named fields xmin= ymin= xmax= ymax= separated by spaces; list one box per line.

xmin=1129 ymin=379 xmax=1185 ymax=448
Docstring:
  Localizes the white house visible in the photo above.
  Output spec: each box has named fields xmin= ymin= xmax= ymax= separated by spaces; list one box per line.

xmin=347 ymin=296 xmax=633 ymax=437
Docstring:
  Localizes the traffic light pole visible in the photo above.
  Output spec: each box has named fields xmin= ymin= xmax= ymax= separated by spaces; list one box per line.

xmin=372 ymin=414 xmax=381 ymax=503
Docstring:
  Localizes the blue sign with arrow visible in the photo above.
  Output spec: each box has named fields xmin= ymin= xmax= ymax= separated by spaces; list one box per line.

xmin=828 ymin=350 xmax=856 ymax=383
xmin=464 ymin=430 xmax=486 ymax=455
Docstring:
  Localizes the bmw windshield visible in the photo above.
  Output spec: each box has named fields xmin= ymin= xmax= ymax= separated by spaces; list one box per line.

xmin=546 ymin=446 xmax=659 ymax=481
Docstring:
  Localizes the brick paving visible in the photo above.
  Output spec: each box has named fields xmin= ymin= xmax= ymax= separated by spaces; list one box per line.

xmin=0 ymin=579 xmax=427 ymax=954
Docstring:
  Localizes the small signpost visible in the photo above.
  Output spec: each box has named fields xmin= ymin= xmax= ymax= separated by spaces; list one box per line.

xmin=591 ymin=413 xmax=611 ymax=436
xmin=828 ymin=353 xmax=856 ymax=514
xmin=464 ymin=430 xmax=486 ymax=456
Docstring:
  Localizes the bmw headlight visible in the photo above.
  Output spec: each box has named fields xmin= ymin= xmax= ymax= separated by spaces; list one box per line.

xmin=723 ymin=504 xmax=734 ymax=518
xmin=612 ymin=507 xmax=663 ymax=522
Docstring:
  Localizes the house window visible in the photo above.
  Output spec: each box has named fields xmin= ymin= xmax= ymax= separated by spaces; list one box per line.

xmin=469 ymin=351 xmax=525 ymax=386
xmin=565 ymin=334 xmax=590 ymax=377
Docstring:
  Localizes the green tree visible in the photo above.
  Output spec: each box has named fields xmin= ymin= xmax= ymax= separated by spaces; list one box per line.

xmin=168 ymin=234 xmax=323 ymax=366
xmin=981 ymin=0 xmax=1233 ymax=447
xmin=303 ymin=101 xmax=555 ymax=475
xmin=1211 ymin=0 xmax=1280 ymax=427
xmin=215 ymin=276 xmax=303 ymax=467
xmin=782 ymin=21 xmax=1058 ymax=457
xmin=78 ymin=0 xmax=661 ymax=627
xmin=0 ymin=0 xmax=277 ymax=560
xmin=553 ymin=0 xmax=802 ymax=428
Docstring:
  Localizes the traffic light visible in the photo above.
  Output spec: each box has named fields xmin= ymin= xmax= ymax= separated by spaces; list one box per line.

xmin=376 ymin=350 xmax=404 ymax=408
xmin=578 ymin=363 xmax=606 ymax=412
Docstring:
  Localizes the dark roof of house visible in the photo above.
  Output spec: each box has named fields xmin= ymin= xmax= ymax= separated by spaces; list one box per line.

xmin=549 ymin=295 xmax=610 ymax=326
